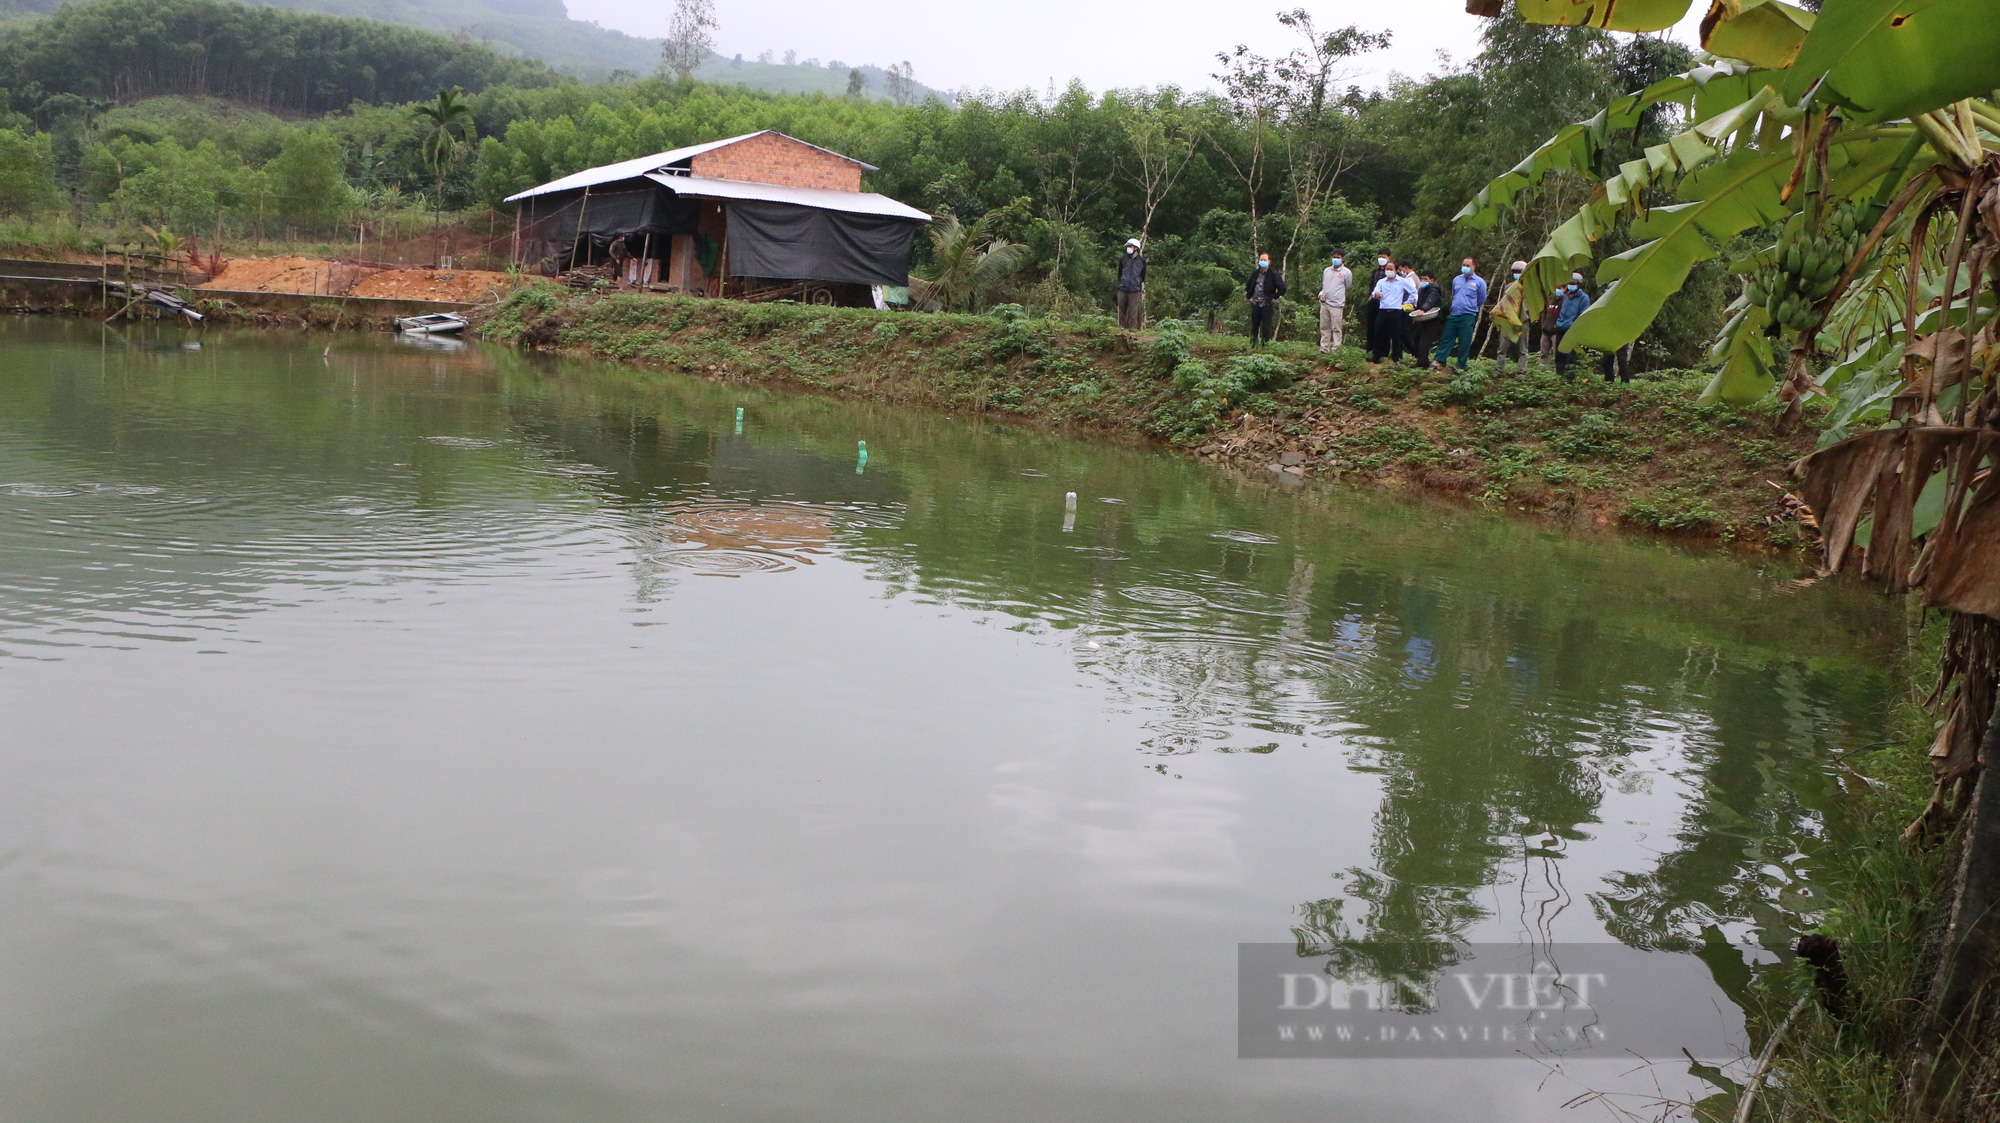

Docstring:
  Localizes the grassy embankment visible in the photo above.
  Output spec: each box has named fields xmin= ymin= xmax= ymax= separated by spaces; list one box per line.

xmin=480 ymin=282 xmax=1825 ymax=545
xmin=1727 ymin=610 xmax=1957 ymax=1123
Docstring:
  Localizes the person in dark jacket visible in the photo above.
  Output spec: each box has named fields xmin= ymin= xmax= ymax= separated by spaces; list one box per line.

xmin=1115 ymin=237 xmax=1147 ymax=331
xmin=1409 ymin=270 xmax=1444 ymax=365
xmin=1360 ymin=247 xmax=1391 ymax=352
xmin=1551 ymin=272 xmax=1592 ymax=380
xmin=608 ymin=234 xmax=633 ymax=284
xmin=1245 ymin=252 xmax=1286 ymax=344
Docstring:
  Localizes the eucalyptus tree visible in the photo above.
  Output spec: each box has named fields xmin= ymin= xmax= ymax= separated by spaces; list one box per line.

xmin=1455 ymin=0 xmax=2000 ymax=1107
xmin=1110 ymin=85 xmax=1211 ymax=249
xmin=1266 ymin=13 xmax=1390 ymax=285
xmin=660 ymin=0 xmax=717 ymax=82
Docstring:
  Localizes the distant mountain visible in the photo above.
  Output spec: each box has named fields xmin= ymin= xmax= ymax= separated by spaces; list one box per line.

xmin=0 ymin=0 xmax=951 ymax=97
xmin=692 ymin=54 xmax=952 ymax=105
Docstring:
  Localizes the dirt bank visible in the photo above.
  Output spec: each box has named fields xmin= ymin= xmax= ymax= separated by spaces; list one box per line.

xmin=478 ymin=284 xmax=1822 ymax=548
xmin=201 ymin=257 xmax=516 ymax=302
xmin=199 ymin=256 xmax=364 ymax=294
xmin=347 ymin=268 xmax=517 ymax=302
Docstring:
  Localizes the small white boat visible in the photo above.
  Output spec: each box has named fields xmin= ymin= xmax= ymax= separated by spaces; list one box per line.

xmin=394 ymin=312 xmax=469 ymax=335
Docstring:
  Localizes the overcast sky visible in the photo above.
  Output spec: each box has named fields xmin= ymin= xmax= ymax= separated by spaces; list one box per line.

xmin=562 ymin=0 xmax=1698 ymax=96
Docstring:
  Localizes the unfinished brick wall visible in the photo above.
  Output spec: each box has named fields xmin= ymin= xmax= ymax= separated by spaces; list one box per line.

xmin=690 ymin=132 xmax=863 ymax=192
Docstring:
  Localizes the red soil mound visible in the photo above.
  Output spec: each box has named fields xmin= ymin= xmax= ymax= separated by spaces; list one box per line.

xmin=347 ymin=269 xmax=518 ymax=302
xmin=199 ymin=257 xmax=371 ymax=295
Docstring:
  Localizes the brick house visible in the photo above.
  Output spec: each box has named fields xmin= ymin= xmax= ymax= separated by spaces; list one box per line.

xmin=505 ymin=131 xmax=930 ymax=306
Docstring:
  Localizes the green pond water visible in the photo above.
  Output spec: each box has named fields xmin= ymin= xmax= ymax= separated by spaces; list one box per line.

xmin=0 ymin=318 xmax=1903 ymax=1121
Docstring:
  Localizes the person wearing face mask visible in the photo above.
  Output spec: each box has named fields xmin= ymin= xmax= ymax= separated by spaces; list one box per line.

xmin=1432 ymin=257 xmax=1489 ymax=371
xmin=1368 ymin=259 xmax=1416 ymax=364
xmin=1115 ymin=237 xmax=1147 ymax=331
xmin=1393 ymin=262 xmax=1423 ymax=359
xmin=1410 ymin=269 xmax=1444 ymax=365
xmin=1552 ymin=272 xmax=1592 ymax=380
xmin=1244 ymin=251 xmax=1286 ymax=344
xmin=1491 ymin=261 xmax=1529 ymax=373
xmin=1317 ymin=251 xmax=1353 ymax=353
xmin=1361 ymin=248 xmax=1392 ymax=353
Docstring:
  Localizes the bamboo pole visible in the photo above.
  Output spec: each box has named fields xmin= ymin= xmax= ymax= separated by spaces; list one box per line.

xmin=567 ymin=189 xmax=592 ymax=274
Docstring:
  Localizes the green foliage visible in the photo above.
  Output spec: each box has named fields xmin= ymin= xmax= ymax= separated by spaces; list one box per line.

xmin=0 ymin=126 xmax=55 ymax=212
xmin=0 ymin=0 xmax=557 ymax=116
xmin=1549 ymin=408 xmax=1624 ymax=460
xmin=265 ymin=131 xmax=351 ymax=227
xmin=109 ymin=137 xmax=250 ymax=231
xmin=1149 ymin=347 xmax=1298 ymax=442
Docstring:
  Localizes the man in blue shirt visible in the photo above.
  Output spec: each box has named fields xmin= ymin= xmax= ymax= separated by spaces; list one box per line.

xmin=1552 ymin=272 xmax=1592 ymax=380
xmin=1432 ymin=257 xmax=1488 ymax=370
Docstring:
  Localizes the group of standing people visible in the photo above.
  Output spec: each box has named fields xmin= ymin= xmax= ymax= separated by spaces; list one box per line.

xmin=1322 ymin=250 xmax=1493 ymax=369
xmin=1111 ymin=239 xmax=1630 ymax=381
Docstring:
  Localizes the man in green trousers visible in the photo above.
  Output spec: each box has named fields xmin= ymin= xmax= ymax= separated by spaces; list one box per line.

xmin=1432 ymin=256 xmax=1488 ymax=371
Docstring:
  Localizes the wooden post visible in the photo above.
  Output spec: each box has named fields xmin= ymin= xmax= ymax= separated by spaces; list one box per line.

xmin=567 ymin=189 xmax=591 ymax=274
xmin=512 ymin=206 xmax=522 ymax=264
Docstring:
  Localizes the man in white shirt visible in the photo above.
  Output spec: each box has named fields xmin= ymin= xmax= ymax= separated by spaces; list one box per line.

xmin=1317 ymin=251 xmax=1353 ymax=353
xmin=1368 ymin=261 xmax=1418 ymax=364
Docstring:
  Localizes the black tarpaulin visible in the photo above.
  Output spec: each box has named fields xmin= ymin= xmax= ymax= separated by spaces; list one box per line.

xmin=527 ymin=187 xmax=700 ymax=265
xmin=724 ymin=200 xmax=920 ymax=287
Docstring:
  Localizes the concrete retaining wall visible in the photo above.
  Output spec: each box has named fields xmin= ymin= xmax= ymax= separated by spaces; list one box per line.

xmin=0 ymin=275 xmax=475 ymax=329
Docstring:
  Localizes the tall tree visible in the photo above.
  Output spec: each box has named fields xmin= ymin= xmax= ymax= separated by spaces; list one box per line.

xmin=1267 ymin=12 xmax=1389 ymax=284
xmin=659 ymin=0 xmax=718 ymax=82
xmin=1113 ymin=85 xmax=1208 ymax=248
xmin=1210 ymin=43 xmax=1283 ymax=257
xmin=884 ymin=62 xmax=916 ymax=107
xmin=411 ymin=86 xmax=473 ymax=217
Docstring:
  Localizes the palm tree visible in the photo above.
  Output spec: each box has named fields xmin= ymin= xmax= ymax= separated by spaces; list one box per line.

xmin=411 ymin=87 xmax=473 ymax=219
xmin=913 ymin=215 xmax=1028 ymax=312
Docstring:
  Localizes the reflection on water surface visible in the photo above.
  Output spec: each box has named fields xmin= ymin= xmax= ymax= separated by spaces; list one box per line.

xmin=0 ymin=319 xmax=1899 ymax=1122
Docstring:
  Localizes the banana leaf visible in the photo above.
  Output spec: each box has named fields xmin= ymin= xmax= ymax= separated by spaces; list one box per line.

xmin=1560 ymin=146 xmax=1795 ymax=352
xmin=1781 ymin=0 xmax=2000 ymax=124
xmin=1510 ymin=0 xmax=1696 ymax=31
xmin=1453 ymin=63 xmax=1755 ymax=229
xmin=1701 ymin=0 xmax=1816 ymax=70
xmin=1554 ymin=128 xmax=1907 ymax=352
xmin=1700 ymin=304 xmax=1778 ymax=405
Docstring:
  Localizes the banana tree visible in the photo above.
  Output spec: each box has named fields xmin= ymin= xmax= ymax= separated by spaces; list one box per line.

xmin=1459 ymin=0 xmax=2000 ymax=1110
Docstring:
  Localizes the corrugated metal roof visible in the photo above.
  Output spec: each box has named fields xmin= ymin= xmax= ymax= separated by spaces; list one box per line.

xmin=645 ymin=173 xmax=931 ymax=222
xmin=503 ymin=131 xmax=881 ymax=202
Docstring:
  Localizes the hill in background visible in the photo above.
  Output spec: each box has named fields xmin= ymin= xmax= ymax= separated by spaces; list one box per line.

xmin=0 ymin=0 xmax=951 ymax=98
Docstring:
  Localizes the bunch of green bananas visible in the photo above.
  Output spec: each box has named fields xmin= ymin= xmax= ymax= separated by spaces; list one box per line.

xmin=1742 ymin=202 xmax=1878 ymax=336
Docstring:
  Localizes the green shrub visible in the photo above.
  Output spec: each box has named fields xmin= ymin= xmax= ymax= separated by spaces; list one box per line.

xmin=1550 ymin=409 xmax=1624 ymax=460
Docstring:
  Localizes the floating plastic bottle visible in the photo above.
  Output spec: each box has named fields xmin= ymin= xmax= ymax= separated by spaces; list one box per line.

xmin=1063 ymin=492 xmax=1077 ymax=533
xmin=857 ymin=440 xmax=868 ymax=474
xmin=735 ymin=406 xmax=744 ymax=434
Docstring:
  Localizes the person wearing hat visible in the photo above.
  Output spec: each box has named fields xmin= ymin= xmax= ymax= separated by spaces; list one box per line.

xmin=1491 ymin=260 xmax=1529 ymax=373
xmin=1116 ymin=237 xmax=1147 ymax=331
xmin=1316 ymin=250 xmax=1353 ymax=353
xmin=1552 ymin=272 xmax=1592 ymax=380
